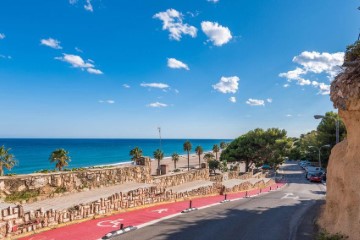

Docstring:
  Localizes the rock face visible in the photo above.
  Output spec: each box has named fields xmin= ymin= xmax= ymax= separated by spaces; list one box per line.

xmin=319 ymin=61 xmax=360 ymax=239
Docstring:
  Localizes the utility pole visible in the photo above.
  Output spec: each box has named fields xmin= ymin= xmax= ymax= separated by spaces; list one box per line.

xmin=158 ymin=127 xmax=162 ymax=150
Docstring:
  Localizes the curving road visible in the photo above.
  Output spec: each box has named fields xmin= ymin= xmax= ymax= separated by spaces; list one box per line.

xmin=117 ymin=162 xmax=326 ymax=240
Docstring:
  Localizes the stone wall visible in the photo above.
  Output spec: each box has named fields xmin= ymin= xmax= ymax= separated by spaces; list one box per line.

xmin=0 ymin=158 xmax=152 ymax=200
xmin=0 ymin=184 xmax=220 ymax=238
xmin=152 ymin=168 xmax=209 ymax=188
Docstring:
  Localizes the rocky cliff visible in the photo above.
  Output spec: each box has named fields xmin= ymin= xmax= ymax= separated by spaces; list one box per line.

xmin=319 ymin=47 xmax=360 ymax=239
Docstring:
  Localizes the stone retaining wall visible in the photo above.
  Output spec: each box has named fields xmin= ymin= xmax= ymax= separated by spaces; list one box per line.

xmin=0 ymin=158 xmax=152 ymax=199
xmin=152 ymin=168 xmax=209 ymax=188
xmin=0 ymin=183 xmax=220 ymax=238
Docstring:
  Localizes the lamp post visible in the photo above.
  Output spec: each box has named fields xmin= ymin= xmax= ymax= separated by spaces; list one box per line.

xmin=308 ymin=144 xmax=330 ymax=168
xmin=314 ymin=114 xmax=340 ymax=144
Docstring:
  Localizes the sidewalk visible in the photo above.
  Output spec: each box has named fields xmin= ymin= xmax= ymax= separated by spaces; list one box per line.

xmin=20 ymin=182 xmax=285 ymax=240
xmin=13 ymin=182 xmax=154 ymax=212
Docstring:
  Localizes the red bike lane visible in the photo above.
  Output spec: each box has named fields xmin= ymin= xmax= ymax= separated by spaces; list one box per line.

xmin=21 ymin=183 xmax=285 ymax=240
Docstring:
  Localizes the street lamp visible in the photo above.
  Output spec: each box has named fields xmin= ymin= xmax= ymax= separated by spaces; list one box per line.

xmin=314 ymin=114 xmax=340 ymax=144
xmin=308 ymin=144 xmax=330 ymax=168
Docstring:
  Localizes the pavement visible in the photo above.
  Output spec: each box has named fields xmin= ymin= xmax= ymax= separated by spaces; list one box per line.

xmin=19 ymin=161 xmax=325 ymax=240
xmin=19 ymin=183 xmax=283 ymax=240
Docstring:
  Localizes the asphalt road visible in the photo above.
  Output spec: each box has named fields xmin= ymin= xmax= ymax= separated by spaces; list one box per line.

xmin=116 ymin=162 xmax=326 ymax=240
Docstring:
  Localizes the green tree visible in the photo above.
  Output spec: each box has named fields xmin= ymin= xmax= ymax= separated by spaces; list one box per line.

xmin=129 ymin=147 xmax=143 ymax=162
xmin=0 ymin=146 xmax=17 ymax=176
xmin=153 ymin=149 xmax=164 ymax=175
xmin=49 ymin=149 xmax=70 ymax=171
xmin=221 ymin=128 xmax=290 ymax=172
xmin=208 ymin=159 xmax=220 ymax=174
xmin=195 ymin=146 xmax=204 ymax=168
xmin=204 ymin=152 xmax=215 ymax=162
xmin=317 ymin=112 xmax=346 ymax=146
xmin=183 ymin=140 xmax=192 ymax=171
xmin=171 ymin=153 xmax=179 ymax=170
xmin=212 ymin=144 xmax=220 ymax=160
xmin=220 ymin=142 xmax=227 ymax=150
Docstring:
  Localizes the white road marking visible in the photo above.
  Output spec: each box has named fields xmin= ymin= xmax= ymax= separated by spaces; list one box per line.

xmin=97 ymin=218 xmax=124 ymax=228
xmin=151 ymin=208 xmax=168 ymax=214
xmin=281 ymin=193 xmax=299 ymax=200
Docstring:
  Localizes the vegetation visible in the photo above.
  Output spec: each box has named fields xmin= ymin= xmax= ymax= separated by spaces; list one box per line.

xmin=183 ymin=140 xmax=192 ymax=171
xmin=54 ymin=186 xmax=67 ymax=194
xmin=129 ymin=147 xmax=143 ymax=162
xmin=153 ymin=149 xmax=164 ymax=175
xmin=5 ymin=189 xmax=40 ymax=203
xmin=195 ymin=146 xmax=204 ymax=168
xmin=345 ymin=40 xmax=360 ymax=62
xmin=316 ymin=231 xmax=348 ymax=240
xmin=203 ymin=152 xmax=215 ymax=162
xmin=208 ymin=159 xmax=220 ymax=174
xmin=288 ymin=112 xmax=346 ymax=167
xmin=220 ymin=128 xmax=291 ymax=172
xmin=220 ymin=142 xmax=228 ymax=150
xmin=0 ymin=145 xmax=17 ymax=176
xmin=212 ymin=144 xmax=220 ymax=160
xmin=49 ymin=149 xmax=71 ymax=171
xmin=171 ymin=152 xmax=179 ymax=170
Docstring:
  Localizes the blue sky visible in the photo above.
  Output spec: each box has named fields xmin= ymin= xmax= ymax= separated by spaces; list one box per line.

xmin=0 ymin=0 xmax=359 ymax=139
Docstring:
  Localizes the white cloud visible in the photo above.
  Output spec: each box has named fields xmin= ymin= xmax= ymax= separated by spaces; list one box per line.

xmin=207 ymin=0 xmax=219 ymax=3
xmin=99 ymin=100 xmax=115 ymax=104
xmin=147 ymin=102 xmax=168 ymax=108
xmin=283 ymin=83 xmax=290 ymax=88
xmin=84 ymin=0 xmax=93 ymax=12
xmin=87 ymin=68 xmax=103 ymax=75
xmin=153 ymin=9 xmax=197 ymax=41
xmin=167 ymin=58 xmax=189 ymax=70
xmin=229 ymin=97 xmax=236 ymax=103
xmin=246 ymin=98 xmax=265 ymax=106
xmin=75 ymin=47 xmax=83 ymax=53
xmin=40 ymin=38 xmax=62 ymax=49
xmin=0 ymin=33 xmax=5 ymax=39
xmin=266 ymin=98 xmax=272 ymax=103
xmin=201 ymin=21 xmax=232 ymax=46
xmin=293 ymin=51 xmax=344 ymax=78
xmin=286 ymin=114 xmax=292 ymax=117
xmin=0 ymin=54 xmax=11 ymax=59
xmin=55 ymin=53 xmax=103 ymax=74
xmin=69 ymin=0 xmax=77 ymax=4
xmin=212 ymin=76 xmax=239 ymax=94
xmin=174 ymin=89 xmax=180 ymax=94
xmin=279 ymin=51 xmax=344 ymax=94
xmin=140 ymin=83 xmax=170 ymax=89
xmin=56 ymin=54 xmax=93 ymax=68
xmin=122 ymin=84 xmax=130 ymax=88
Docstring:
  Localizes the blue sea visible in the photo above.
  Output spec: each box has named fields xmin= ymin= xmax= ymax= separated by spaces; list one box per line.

xmin=0 ymin=139 xmax=231 ymax=174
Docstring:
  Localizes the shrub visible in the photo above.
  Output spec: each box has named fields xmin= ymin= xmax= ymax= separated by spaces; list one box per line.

xmin=173 ymin=169 xmax=181 ymax=172
xmin=345 ymin=40 xmax=360 ymax=62
xmin=5 ymin=189 xmax=40 ymax=202
xmin=316 ymin=231 xmax=348 ymax=240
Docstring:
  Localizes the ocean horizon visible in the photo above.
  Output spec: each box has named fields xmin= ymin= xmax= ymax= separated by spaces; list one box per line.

xmin=0 ymin=138 xmax=232 ymax=174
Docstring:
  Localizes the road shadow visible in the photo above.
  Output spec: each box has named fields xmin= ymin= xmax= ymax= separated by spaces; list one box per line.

xmin=120 ymin=197 xmax=325 ymax=240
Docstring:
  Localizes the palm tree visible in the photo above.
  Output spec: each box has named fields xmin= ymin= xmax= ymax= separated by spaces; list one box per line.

xmin=129 ymin=147 xmax=143 ymax=164
xmin=0 ymin=146 xmax=17 ymax=176
xmin=153 ymin=149 xmax=164 ymax=175
xmin=220 ymin=142 xmax=227 ymax=150
xmin=49 ymin=149 xmax=70 ymax=171
xmin=171 ymin=153 xmax=179 ymax=170
xmin=204 ymin=152 xmax=215 ymax=162
xmin=195 ymin=146 xmax=204 ymax=168
xmin=213 ymin=144 xmax=220 ymax=160
xmin=183 ymin=140 xmax=192 ymax=171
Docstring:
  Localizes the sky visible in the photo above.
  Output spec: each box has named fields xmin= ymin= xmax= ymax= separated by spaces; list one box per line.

xmin=0 ymin=0 xmax=359 ymax=139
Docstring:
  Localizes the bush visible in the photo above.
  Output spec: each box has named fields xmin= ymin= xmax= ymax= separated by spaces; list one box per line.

xmin=173 ymin=169 xmax=181 ymax=172
xmin=5 ymin=189 xmax=40 ymax=202
xmin=5 ymin=173 xmax=17 ymax=176
xmin=345 ymin=40 xmax=360 ymax=62
xmin=54 ymin=186 xmax=67 ymax=194
xmin=316 ymin=231 xmax=348 ymax=240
